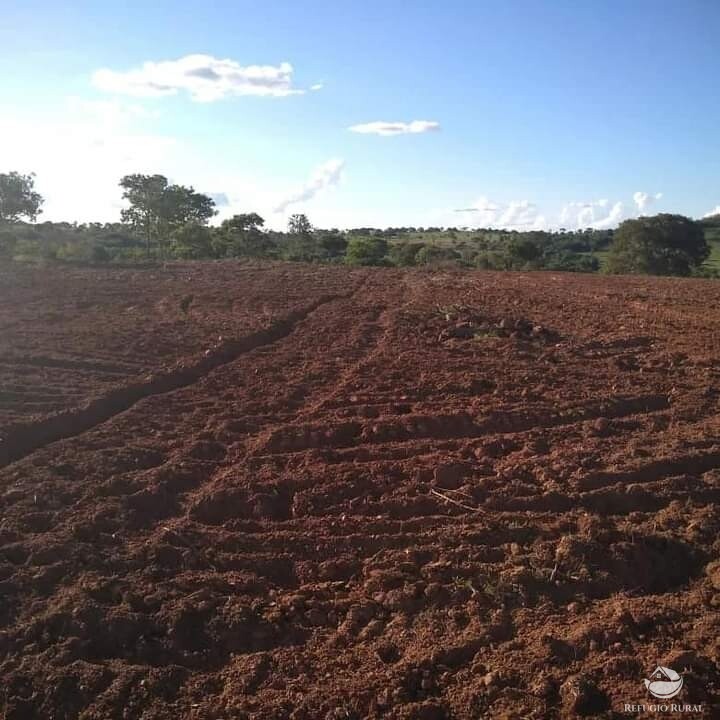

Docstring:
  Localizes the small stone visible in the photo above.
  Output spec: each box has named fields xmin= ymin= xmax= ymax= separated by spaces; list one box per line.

xmin=482 ymin=671 xmax=498 ymax=687
xmin=592 ymin=418 xmax=610 ymax=436
xmin=705 ymin=560 xmax=720 ymax=590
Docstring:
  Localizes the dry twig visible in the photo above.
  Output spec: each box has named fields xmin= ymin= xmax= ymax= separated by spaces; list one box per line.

xmin=431 ymin=488 xmax=479 ymax=512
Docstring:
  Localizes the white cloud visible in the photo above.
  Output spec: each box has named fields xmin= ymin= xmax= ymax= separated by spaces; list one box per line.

xmin=633 ymin=191 xmax=663 ymax=213
xmin=456 ymin=196 xmax=498 ymax=225
xmin=455 ymin=197 xmax=545 ymax=230
xmin=273 ymin=158 xmax=345 ymax=213
xmin=559 ymin=199 xmax=625 ymax=229
xmin=560 ymin=191 xmax=663 ymax=229
xmin=576 ymin=205 xmax=595 ymax=228
xmin=498 ymin=200 xmax=541 ymax=229
xmin=590 ymin=201 xmax=624 ymax=229
xmin=348 ymin=120 xmax=440 ymax=136
xmin=461 ymin=190 xmax=664 ymax=232
xmin=92 ymin=54 xmax=305 ymax=102
xmin=702 ymin=205 xmax=720 ymax=218
xmin=310 ymin=82 xmax=324 ymax=91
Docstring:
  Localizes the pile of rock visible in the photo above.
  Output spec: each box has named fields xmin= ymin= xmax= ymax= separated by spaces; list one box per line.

xmin=437 ymin=309 xmax=558 ymax=344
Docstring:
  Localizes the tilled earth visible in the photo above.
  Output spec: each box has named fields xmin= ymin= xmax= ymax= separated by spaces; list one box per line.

xmin=0 ymin=263 xmax=719 ymax=719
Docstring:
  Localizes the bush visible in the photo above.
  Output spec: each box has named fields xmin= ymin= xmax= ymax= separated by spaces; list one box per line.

xmin=415 ymin=244 xmax=462 ymax=266
xmin=345 ymin=236 xmax=389 ymax=266
xmin=389 ymin=242 xmax=424 ymax=266
xmin=542 ymin=252 xmax=600 ymax=273
xmin=475 ymin=251 xmax=510 ymax=270
xmin=317 ymin=231 xmax=348 ymax=261
xmin=170 ymin=223 xmax=213 ymax=259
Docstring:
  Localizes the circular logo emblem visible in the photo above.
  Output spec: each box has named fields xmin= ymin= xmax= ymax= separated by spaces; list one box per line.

xmin=644 ymin=666 xmax=683 ymax=699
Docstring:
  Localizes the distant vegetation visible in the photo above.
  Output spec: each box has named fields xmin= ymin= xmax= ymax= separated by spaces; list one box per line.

xmin=1 ymin=170 xmax=718 ymax=277
xmin=605 ymin=214 xmax=710 ymax=276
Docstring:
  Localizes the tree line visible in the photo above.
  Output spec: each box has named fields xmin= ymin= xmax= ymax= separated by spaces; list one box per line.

xmin=0 ymin=170 xmax=716 ymax=277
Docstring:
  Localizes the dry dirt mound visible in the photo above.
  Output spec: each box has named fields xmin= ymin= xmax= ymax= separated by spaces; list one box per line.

xmin=0 ymin=266 xmax=718 ymax=718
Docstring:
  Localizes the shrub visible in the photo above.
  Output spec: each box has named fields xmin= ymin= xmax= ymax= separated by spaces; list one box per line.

xmin=415 ymin=244 xmax=462 ymax=266
xmin=389 ymin=242 xmax=424 ymax=266
xmin=170 ymin=223 xmax=213 ymax=259
xmin=345 ymin=236 xmax=389 ymax=266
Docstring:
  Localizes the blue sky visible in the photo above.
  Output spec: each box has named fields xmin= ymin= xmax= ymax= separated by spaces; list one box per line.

xmin=1 ymin=0 xmax=719 ymax=229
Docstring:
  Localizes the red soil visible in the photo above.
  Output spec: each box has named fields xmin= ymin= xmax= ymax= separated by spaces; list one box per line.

xmin=0 ymin=263 xmax=718 ymax=719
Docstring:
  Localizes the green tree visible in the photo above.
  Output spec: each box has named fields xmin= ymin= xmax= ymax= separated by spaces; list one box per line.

xmin=216 ymin=213 xmax=273 ymax=257
xmin=606 ymin=214 xmax=709 ymax=276
xmin=288 ymin=213 xmax=313 ymax=236
xmin=507 ymin=236 xmax=542 ymax=268
xmin=0 ymin=172 xmax=43 ymax=222
xmin=119 ymin=174 xmax=216 ymax=258
xmin=284 ymin=213 xmax=317 ymax=261
xmin=317 ymin=230 xmax=348 ymax=261
xmin=345 ymin=236 xmax=389 ymax=266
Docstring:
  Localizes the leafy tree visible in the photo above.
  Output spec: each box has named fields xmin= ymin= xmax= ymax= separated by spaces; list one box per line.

xmin=317 ymin=230 xmax=347 ymax=261
xmin=119 ymin=174 xmax=166 ymax=255
xmin=216 ymin=213 xmax=273 ymax=258
xmin=0 ymin=172 xmax=43 ymax=222
xmin=288 ymin=213 xmax=313 ymax=236
xmin=606 ymin=214 xmax=708 ymax=276
xmin=161 ymin=184 xmax=216 ymax=229
xmin=507 ymin=236 xmax=542 ymax=268
xmin=345 ymin=236 xmax=389 ymax=266
xmin=284 ymin=213 xmax=317 ymax=261
xmin=119 ymin=174 xmax=216 ymax=257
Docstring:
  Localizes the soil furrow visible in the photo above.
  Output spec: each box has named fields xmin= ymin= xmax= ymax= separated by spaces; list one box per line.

xmin=0 ymin=294 xmax=340 ymax=468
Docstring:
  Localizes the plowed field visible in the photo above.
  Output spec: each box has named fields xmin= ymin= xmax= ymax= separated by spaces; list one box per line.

xmin=1 ymin=262 xmax=718 ymax=719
